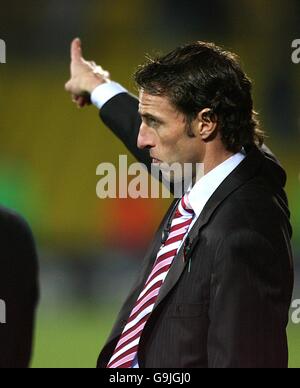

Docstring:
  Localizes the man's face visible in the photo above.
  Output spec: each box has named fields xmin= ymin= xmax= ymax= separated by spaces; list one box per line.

xmin=138 ymin=90 xmax=204 ymax=182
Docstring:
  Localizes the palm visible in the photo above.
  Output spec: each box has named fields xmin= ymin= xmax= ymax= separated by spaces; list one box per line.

xmin=71 ymin=56 xmax=93 ymax=79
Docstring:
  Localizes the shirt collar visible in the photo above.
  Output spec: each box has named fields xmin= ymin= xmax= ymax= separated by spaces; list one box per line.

xmin=188 ymin=151 xmax=246 ymax=218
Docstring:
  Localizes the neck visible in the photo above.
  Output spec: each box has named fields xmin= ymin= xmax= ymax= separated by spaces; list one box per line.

xmin=203 ymin=150 xmax=235 ymax=175
xmin=192 ymin=144 xmax=236 ymax=185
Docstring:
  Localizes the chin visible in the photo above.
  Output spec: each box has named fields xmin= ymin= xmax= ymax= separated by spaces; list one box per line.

xmin=162 ymin=169 xmax=193 ymax=185
xmin=152 ymin=161 xmax=194 ymax=187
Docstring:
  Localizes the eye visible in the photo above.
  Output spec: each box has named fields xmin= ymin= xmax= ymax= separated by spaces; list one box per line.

xmin=147 ymin=118 xmax=160 ymax=128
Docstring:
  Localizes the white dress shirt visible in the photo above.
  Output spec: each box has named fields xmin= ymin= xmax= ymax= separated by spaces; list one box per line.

xmin=91 ymin=82 xmax=246 ymax=368
xmin=187 ymin=151 xmax=246 ymax=229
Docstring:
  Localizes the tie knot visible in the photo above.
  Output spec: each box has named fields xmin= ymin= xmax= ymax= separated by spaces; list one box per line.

xmin=182 ymin=193 xmax=194 ymax=212
xmin=174 ymin=193 xmax=194 ymax=218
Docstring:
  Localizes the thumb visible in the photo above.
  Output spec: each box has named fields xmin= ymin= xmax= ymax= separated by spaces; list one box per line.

xmin=71 ymin=37 xmax=83 ymax=62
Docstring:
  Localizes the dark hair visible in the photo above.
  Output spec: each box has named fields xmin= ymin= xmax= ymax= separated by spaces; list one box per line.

xmin=134 ymin=41 xmax=264 ymax=153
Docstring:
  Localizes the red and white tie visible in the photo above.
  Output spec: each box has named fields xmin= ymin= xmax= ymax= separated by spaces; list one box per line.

xmin=106 ymin=193 xmax=195 ymax=368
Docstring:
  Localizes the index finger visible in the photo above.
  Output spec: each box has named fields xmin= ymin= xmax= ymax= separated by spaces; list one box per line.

xmin=71 ymin=37 xmax=83 ymax=62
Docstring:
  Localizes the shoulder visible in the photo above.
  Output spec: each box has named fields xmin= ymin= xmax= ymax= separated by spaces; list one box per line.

xmin=207 ymin=177 xmax=292 ymax=253
xmin=0 ymin=205 xmax=33 ymax=237
xmin=0 ymin=206 xmax=37 ymax=264
xmin=0 ymin=206 xmax=39 ymax=308
xmin=217 ymin=178 xmax=285 ymax=228
xmin=210 ymin=181 xmax=292 ymax=269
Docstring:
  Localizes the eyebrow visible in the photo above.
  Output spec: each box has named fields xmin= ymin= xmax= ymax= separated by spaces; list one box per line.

xmin=138 ymin=112 xmax=165 ymax=124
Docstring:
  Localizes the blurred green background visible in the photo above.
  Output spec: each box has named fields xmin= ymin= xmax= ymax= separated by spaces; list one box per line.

xmin=0 ymin=0 xmax=299 ymax=368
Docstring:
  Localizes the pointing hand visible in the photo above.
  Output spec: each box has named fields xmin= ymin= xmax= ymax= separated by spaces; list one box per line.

xmin=65 ymin=38 xmax=110 ymax=108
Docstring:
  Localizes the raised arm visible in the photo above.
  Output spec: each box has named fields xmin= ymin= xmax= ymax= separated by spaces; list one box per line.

xmin=65 ymin=38 xmax=151 ymax=170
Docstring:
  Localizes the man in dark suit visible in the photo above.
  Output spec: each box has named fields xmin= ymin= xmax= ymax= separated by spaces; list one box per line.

xmin=0 ymin=206 xmax=39 ymax=368
xmin=65 ymin=39 xmax=294 ymax=368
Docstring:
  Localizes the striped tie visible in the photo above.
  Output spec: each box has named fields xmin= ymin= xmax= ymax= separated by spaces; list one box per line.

xmin=106 ymin=193 xmax=195 ymax=369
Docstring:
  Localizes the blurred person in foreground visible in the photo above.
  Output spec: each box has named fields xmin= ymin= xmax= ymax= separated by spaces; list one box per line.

xmin=0 ymin=206 xmax=39 ymax=368
xmin=65 ymin=38 xmax=294 ymax=368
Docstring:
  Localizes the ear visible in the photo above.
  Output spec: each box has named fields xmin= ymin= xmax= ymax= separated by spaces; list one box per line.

xmin=197 ymin=108 xmax=218 ymax=141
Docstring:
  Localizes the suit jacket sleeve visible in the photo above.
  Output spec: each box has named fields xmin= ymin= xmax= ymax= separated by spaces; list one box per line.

xmin=208 ymin=230 xmax=290 ymax=368
xmin=100 ymin=92 xmax=152 ymax=170
xmin=0 ymin=211 xmax=39 ymax=368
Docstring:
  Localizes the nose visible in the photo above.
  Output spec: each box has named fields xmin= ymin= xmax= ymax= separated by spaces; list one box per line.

xmin=137 ymin=123 xmax=156 ymax=150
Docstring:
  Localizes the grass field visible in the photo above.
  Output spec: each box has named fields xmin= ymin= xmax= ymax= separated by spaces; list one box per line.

xmin=31 ymin=306 xmax=115 ymax=369
xmin=288 ymin=324 xmax=300 ymax=368
xmin=31 ymin=305 xmax=300 ymax=368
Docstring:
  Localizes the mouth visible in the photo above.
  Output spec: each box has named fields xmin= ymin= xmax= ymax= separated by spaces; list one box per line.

xmin=151 ymin=158 xmax=162 ymax=165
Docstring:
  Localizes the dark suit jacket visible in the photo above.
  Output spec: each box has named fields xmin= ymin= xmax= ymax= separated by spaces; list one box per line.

xmin=97 ymin=93 xmax=294 ymax=368
xmin=0 ymin=207 xmax=39 ymax=368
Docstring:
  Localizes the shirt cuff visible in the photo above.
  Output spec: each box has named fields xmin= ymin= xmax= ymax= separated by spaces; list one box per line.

xmin=91 ymin=81 xmax=128 ymax=109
